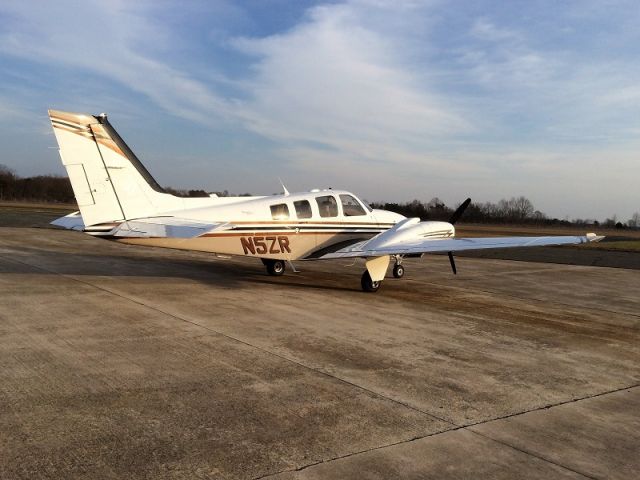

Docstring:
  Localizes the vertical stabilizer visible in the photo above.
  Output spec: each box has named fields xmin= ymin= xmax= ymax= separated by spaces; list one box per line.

xmin=49 ymin=110 xmax=179 ymax=227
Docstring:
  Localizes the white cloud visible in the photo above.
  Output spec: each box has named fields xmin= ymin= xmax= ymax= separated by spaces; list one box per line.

xmin=470 ymin=17 xmax=520 ymax=42
xmin=231 ymin=1 xmax=471 ymax=164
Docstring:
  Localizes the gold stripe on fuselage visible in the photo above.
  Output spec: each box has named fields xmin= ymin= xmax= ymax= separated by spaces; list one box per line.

xmin=114 ymin=229 xmax=379 ymax=260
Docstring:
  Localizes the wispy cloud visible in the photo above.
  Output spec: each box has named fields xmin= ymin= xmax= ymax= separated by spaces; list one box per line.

xmin=0 ymin=1 xmax=233 ymax=124
xmin=232 ymin=1 xmax=470 ymax=155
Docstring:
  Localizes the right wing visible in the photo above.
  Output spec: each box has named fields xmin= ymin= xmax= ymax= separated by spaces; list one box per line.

xmin=320 ymin=233 xmax=604 ymax=259
xmin=317 ymin=218 xmax=604 ymax=260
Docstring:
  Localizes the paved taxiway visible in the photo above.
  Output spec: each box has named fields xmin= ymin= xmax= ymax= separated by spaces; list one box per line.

xmin=1 ymin=226 xmax=639 ymax=479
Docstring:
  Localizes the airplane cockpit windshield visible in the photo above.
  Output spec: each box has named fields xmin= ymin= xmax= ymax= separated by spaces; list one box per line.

xmin=340 ymin=194 xmax=366 ymax=216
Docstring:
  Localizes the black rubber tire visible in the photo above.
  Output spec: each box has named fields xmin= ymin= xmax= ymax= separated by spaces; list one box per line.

xmin=361 ymin=270 xmax=381 ymax=292
xmin=265 ymin=259 xmax=286 ymax=276
xmin=392 ymin=264 xmax=405 ymax=278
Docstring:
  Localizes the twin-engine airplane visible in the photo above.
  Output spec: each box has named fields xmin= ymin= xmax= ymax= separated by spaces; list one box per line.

xmin=48 ymin=110 xmax=603 ymax=292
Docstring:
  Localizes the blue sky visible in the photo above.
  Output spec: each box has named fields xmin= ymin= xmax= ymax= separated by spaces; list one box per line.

xmin=0 ymin=0 xmax=638 ymax=221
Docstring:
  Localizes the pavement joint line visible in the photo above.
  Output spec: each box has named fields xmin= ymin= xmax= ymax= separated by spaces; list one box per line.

xmin=3 ymin=252 xmax=638 ymax=479
xmin=462 ymin=383 xmax=640 ymax=429
xmin=466 ymin=430 xmax=599 ymax=480
xmin=251 ymin=428 xmax=467 ymax=480
xmin=256 ymin=384 xmax=640 ymax=479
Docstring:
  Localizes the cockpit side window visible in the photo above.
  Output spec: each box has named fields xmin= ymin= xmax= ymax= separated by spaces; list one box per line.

xmin=315 ymin=195 xmax=338 ymax=218
xmin=270 ymin=203 xmax=289 ymax=220
xmin=340 ymin=194 xmax=366 ymax=216
xmin=294 ymin=200 xmax=312 ymax=219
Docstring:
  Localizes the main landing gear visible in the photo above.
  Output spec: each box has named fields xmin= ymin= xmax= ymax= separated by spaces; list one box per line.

xmin=361 ymin=256 xmax=405 ymax=293
xmin=361 ymin=271 xmax=381 ymax=292
xmin=262 ymin=259 xmax=286 ymax=276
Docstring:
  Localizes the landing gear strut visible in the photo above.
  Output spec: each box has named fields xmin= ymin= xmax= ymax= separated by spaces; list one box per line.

xmin=392 ymin=255 xmax=405 ymax=278
xmin=361 ymin=271 xmax=381 ymax=292
xmin=262 ymin=259 xmax=286 ymax=276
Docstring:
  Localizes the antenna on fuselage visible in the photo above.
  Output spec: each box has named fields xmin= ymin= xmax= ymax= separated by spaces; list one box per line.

xmin=279 ymin=178 xmax=290 ymax=196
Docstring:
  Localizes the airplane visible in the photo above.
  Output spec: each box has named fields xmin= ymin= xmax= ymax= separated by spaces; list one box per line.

xmin=48 ymin=109 xmax=604 ymax=292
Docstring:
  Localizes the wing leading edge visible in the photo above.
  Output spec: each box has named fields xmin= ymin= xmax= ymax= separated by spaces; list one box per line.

xmin=320 ymin=233 xmax=604 ymax=259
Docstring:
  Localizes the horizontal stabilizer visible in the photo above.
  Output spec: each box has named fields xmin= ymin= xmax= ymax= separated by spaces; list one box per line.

xmin=112 ymin=217 xmax=230 ymax=239
xmin=51 ymin=212 xmax=85 ymax=231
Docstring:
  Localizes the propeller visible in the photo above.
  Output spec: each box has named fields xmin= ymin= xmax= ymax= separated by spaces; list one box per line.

xmin=447 ymin=198 xmax=471 ymax=275
xmin=448 ymin=252 xmax=457 ymax=275
xmin=448 ymin=197 xmax=471 ymax=225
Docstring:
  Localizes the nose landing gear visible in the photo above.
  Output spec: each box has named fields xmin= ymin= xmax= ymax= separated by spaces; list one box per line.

xmin=392 ymin=255 xmax=405 ymax=278
xmin=392 ymin=263 xmax=405 ymax=278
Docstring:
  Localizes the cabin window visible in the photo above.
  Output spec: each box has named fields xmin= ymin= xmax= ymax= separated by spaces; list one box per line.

xmin=315 ymin=195 xmax=338 ymax=218
xmin=270 ymin=203 xmax=290 ymax=220
xmin=294 ymin=200 xmax=312 ymax=219
xmin=340 ymin=194 xmax=366 ymax=216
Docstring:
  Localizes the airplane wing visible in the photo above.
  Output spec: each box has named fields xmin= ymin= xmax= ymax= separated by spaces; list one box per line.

xmin=318 ymin=218 xmax=604 ymax=260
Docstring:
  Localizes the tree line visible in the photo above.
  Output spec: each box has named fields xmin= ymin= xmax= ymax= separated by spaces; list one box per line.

xmin=1 ymin=165 xmax=638 ymax=227
xmin=0 ymin=165 xmax=75 ymax=203
xmin=370 ymin=197 xmax=639 ymax=229
xmin=0 ymin=165 xmax=213 ymax=203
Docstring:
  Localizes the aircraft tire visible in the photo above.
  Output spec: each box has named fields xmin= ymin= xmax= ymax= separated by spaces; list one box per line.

xmin=392 ymin=264 xmax=405 ymax=278
xmin=361 ymin=271 xmax=381 ymax=292
xmin=265 ymin=259 xmax=286 ymax=276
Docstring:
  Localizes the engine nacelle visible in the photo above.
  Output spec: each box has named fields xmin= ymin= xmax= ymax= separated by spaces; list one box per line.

xmin=366 ymin=218 xmax=455 ymax=250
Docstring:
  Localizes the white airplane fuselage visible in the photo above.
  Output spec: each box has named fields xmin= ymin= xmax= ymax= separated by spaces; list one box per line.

xmin=86 ymin=190 xmax=418 ymax=260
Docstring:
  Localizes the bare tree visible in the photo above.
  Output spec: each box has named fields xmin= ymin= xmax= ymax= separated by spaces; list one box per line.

xmin=0 ymin=164 xmax=16 ymax=200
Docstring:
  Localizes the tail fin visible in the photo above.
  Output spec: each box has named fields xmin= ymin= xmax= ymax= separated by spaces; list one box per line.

xmin=49 ymin=110 xmax=179 ymax=227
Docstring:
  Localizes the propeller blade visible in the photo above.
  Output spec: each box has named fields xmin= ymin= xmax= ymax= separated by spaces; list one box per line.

xmin=448 ymin=198 xmax=471 ymax=225
xmin=448 ymin=251 xmax=457 ymax=275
